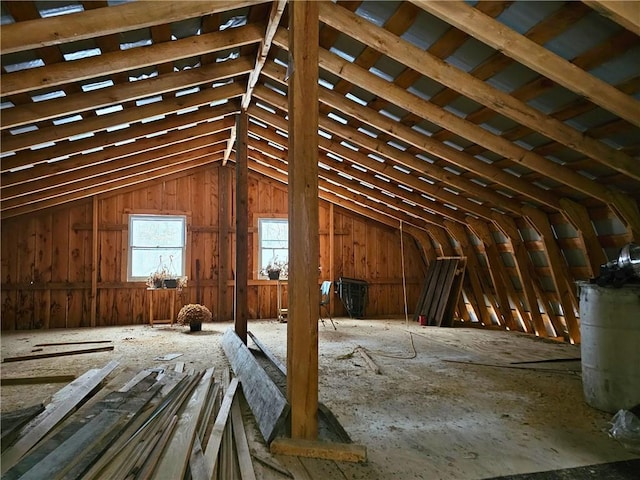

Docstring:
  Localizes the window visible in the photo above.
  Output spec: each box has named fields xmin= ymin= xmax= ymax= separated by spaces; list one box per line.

xmin=258 ymin=218 xmax=288 ymax=278
xmin=128 ymin=214 xmax=186 ymax=281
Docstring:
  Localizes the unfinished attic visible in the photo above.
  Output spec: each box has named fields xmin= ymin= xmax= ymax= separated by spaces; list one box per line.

xmin=1 ymin=1 xmax=640 ymax=479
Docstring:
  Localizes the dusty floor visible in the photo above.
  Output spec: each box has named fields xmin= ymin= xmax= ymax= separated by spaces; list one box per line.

xmin=1 ymin=317 xmax=638 ymax=479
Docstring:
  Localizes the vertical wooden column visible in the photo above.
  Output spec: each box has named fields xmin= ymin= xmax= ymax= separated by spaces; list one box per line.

xmin=90 ymin=196 xmax=98 ymax=327
xmin=329 ymin=203 xmax=335 ymax=317
xmin=287 ymin=0 xmax=319 ymax=441
xmin=218 ymin=166 xmax=230 ymax=322
xmin=235 ymin=112 xmax=249 ymax=344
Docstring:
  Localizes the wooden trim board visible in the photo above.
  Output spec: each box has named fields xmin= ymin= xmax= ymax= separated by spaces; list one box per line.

xmin=270 ymin=437 xmax=367 ymax=463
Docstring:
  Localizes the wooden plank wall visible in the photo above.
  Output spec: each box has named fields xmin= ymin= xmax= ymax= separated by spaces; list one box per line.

xmin=1 ymin=165 xmax=427 ymax=329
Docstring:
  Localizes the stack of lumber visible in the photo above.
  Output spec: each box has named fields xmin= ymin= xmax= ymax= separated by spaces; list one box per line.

xmin=1 ymin=361 xmax=256 ymax=480
xmin=414 ymin=257 xmax=467 ymax=327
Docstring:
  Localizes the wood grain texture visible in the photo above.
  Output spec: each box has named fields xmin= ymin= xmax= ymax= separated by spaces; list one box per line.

xmin=221 ymin=328 xmax=288 ymax=444
xmin=0 ymin=360 xmax=118 ymax=474
xmin=270 ymin=437 xmax=367 ymax=463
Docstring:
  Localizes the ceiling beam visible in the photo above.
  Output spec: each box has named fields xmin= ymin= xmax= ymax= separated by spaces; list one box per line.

xmin=317 ymin=3 xmax=640 ymax=185
xmin=248 ymin=159 xmax=415 ymax=231
xmin=1 ymin=23 xmax=263 ymax=96
xmin=0 ymin=0 xmax=267 ymax=54
xmin=414 ymin=1 xmax=640 ymax=131
xmin=246 ymin=114 xmax=484 ymax=223
xmin=1 ymin=82 xmax=244 ymax=154
xmin=271 ymin=32 xmax=600 ymax=207
xmin=582 ymin=1 xmax=640 ymax=36
xmin=247 ymin=131 xmax=464 ymax=225
xmin=251 ymin=84 xmax=523 ymax=215
xmin=2 ymin=119 xmax=234 ymax=188
xmin=2 ymin=102 xmax=238 ymax=173
xmin=1 ymin=56 xmax=253 ymax=131
xmin=255 ymin=72 xmax=561 ymax=210
xmin=248 ymin=151 xmax=431 ymax=231
xmin=1 ymin=146 xmax=226 ymax=219
xmin=242 ymin=0 xmax=287 ymax=110
xmin=2 ymin=133 xmax=229 ymax=204
xmin=223 ymin=0 xmax=287 ymax=164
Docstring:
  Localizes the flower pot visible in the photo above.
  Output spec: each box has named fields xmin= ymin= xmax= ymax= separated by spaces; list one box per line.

xmin=268 ymin=270 xmax=280 ymax=280
xmin=190 ymin=321 xmax=202 ymax=332
xmin=153 ymin=279 xmax=164 ymax=288
xmin=163 ymin=278 xmax=177 ymax=289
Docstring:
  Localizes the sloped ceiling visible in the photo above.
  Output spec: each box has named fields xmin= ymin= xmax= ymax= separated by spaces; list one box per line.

xmin=1 ymin=0 xmax=639 ymax=239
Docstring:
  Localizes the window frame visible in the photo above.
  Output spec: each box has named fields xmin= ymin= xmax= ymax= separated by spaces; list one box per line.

xmin=126 ymin=213 xmax=188 ymax=282
xmin=256 ymin=216 xmax=289 ymax=280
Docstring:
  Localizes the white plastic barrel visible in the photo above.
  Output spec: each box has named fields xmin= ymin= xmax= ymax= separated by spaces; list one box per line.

xmin=579 ymin=282 xmax=640 ymax=413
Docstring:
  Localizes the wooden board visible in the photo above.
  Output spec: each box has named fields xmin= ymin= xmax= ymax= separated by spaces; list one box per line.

xmin=2 ymin=345 xmax=114 ymax=363
xmin=270 ymin=437 xmax=367 ymax=463
xmin=153 ymin=367 xmax=214 ymax=480
xmin=221 ymin=328 xmax=289 ymax=444
xmin=0 ymin=404 xmax=44 ymax=452
xmin=0 ymin=360 xmax=119 ymax=474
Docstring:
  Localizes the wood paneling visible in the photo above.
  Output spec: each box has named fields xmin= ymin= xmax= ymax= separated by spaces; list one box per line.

xmin=1 ymin=166 xmax=427 ymax=329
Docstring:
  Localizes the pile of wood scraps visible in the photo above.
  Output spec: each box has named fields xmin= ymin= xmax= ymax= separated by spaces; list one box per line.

xmin=414 ymin=257 xmax=466 ymax=327
xmin=1 ymin=360 xmax=257 ymax=480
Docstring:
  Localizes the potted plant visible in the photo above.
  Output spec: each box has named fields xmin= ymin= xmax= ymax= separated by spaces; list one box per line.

xmin=261 ymin=258 xmax=288 ymax=280
xmin=146 ymin=270 xmax=166 ymax=289
xmin=177 ymin=304 xmax=211 ymax=332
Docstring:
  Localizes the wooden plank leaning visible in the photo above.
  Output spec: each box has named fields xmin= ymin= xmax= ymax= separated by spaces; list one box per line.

xmin=221 ymin=328 xmax=289 ymax=444
xmin=0 ymin=360 xmax=119 ymax=474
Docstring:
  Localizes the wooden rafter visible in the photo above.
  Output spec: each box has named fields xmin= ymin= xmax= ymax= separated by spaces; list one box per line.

xmin=2 ymin=136 xmax=228 ymax=211
xmin=2 ymin=83 xmax=244 ymax=155
xmin=1 ymin=56 xmax=252 ymax=131
xmin=415 ymin=1 xmax=640 ymax=133
xmin=2 ymin=118 xmax=234 ymax=189
xmin=223 ymin=1 xmax=287 ymax=164
xmin=316 ymin=3 xmax=636 ymax=201
xmin=0 ymin=1 xmax=266 ymax=54
xmin=1 ymin=24 xmax=263 ymax=97
xmin=247 ymin=103 xmax=489 ymax=222
xmin=582 ymin=1 xmax=640 ymax=36
xmin=2 ymin=147 xmax=226 ymax=219
xmin=2 ymin=102 xmax=238 ymax=174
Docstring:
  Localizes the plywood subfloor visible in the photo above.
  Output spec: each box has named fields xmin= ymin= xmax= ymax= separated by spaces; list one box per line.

xmin=1 ymin=318 xmax=638 ymax=479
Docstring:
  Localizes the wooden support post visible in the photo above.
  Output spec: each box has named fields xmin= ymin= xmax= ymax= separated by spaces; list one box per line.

xmin=218 ymin=166 xmax=230 ymax=322
xmin=91 ymin=195 xmax=98 ymax=327
xmin=466 ymin=218 xmax=521 ymax=332
xmin=559 ymin=198 xmax=606 ymax=278
xmin=491 ymin=214 xmax=548 ymax=337
xmin=235 ymin=112 xmax=249 ymax=344
xmin=329 ymin=203 xmax=335 ymax=317
xmin=287 ymin=0 xmax=319 ymax=441
xmin=523 ymin=206 xmax=580 ymax=343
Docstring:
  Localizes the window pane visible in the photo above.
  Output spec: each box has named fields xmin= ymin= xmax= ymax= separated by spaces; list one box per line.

xmin=128 ymin=214 xmax=187 ymax=281
xmin=258 ymin=218 xmax=288 ymax=276
xmin=131 ymin=248 xmax=183 ymax=278
xmin=131 ymin=216 xmax=184 ymax=247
